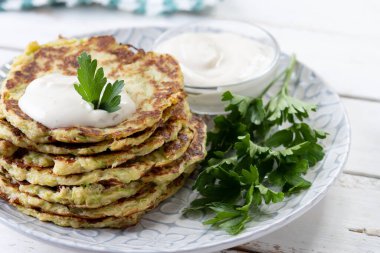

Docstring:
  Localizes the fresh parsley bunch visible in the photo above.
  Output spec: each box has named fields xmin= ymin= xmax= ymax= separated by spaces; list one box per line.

xmin=186 ymin=56 xmax=327 ymax=235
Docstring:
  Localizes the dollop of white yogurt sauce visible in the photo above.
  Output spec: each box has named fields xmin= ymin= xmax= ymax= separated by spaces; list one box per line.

xmin=155 ymin=32 xmax=275 ymax=86
xmin=18 ymin=73 xmax=136 ymax=128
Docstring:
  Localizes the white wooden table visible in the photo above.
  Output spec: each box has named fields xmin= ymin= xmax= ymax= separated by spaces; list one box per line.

xmin=0 ymin=1 xmax=379 ymax=252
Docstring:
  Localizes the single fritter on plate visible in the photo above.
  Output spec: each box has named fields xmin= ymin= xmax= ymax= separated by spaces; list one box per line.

xmin=0 ymin=100 xmax=191 ymax=156
xmin=1 ymin=36 xmax=185 ymax=144
xmin=12 ymin=175 xmax=189 ymax=229
xmin=0 ymin=35 xmax=207 ymax=229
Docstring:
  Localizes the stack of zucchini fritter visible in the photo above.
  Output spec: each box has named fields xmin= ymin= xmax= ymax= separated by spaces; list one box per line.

xmin=0 ymin=36 xmax=206 ymax=228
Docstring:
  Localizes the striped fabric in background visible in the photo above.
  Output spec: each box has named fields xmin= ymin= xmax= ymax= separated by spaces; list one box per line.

xmin=0 ymin=0 xmax=221 ymax=14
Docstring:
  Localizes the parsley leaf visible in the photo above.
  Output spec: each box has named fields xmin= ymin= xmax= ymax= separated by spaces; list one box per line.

xmin=185 ymin=56 xmax=327 ymax=235
xmin=266 ymin=57 xmax=316 ymax=125
xmin=74 ymin=52 xmax=124 ymax=112
xmin=98 ymin=80 xmax=125 ymax=113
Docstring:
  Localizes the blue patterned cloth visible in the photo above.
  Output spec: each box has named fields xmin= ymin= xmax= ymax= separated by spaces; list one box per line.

xmin=0 ymin=0 xmax=221 ymax=14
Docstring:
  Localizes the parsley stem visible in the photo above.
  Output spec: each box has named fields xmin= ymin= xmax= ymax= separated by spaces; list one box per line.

xmin=258 ymin=55 xmax=297 ymax=98
xmin=282 ymin=55 xmax=297 ymax=95
xmin=258 ymin=70 xmax=286 ymax=98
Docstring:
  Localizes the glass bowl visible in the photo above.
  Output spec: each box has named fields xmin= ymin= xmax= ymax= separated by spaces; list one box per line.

xmin=153 ymin=19 xmax=280 ymax=114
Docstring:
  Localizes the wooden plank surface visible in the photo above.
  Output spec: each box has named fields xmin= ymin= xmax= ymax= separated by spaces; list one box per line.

xmin=230 ymin=173 xmax=380 ymax=253
xmin=0 ymin=0 xmax=379 ymax=252
xmin=0 ymin=49 xmax=19 ymax=65
xmin=342 ymin=98 xmax=380 ymax=178
xmin=210 ymin=0 xmax=380 ymax=101
xmin=1 ymin=0 xmax=380 ymax=99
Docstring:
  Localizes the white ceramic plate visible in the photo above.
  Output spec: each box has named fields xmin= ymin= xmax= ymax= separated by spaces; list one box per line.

xmin=0 ymin=27 xmax=350 ymax=253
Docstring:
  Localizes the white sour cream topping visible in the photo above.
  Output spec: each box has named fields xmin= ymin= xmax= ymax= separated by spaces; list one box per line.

xmin=18 ymin=73 xmax=136 ymax=128
xmin=155 ymin=32 xmax=275 ymax=87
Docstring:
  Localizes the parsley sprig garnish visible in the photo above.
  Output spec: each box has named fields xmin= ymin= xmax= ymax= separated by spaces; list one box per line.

xmin=74 ymin=52 xmax=124 ymax=112
xmin=185 ymin=56 xmax=327 ymax=235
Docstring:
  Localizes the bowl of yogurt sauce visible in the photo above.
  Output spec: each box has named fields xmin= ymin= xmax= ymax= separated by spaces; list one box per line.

xmin=153 ymin=19 xmax=280 ymax=114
